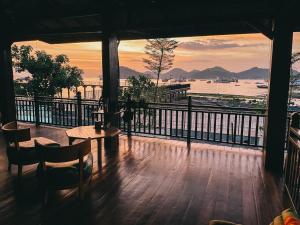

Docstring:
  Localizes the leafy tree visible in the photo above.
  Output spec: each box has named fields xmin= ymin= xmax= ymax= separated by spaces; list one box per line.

xmin=289 ymin=52 xmax=300 ymax=104
xmin=11 ymin=45 xmax=83 ymax=97
xmin=120 ymin=75 xmax=166 ymax=103
xmin=143 ymin=38 xmax=178 ymax=101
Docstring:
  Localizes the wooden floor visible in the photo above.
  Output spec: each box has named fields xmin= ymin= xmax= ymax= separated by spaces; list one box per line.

xmin=0 ymin=124 xmax=292 ymax=225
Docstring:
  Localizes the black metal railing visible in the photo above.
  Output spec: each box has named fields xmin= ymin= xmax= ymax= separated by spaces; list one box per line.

xmin=284 ymin=113 xmax=300 ymax=212
xmin=121 ymin=97 xmax=265 ymax=147
xmin=16 ymin=94 xmax=99 ymax=127
xmin=15 ymin=95 xmax=265 ymax=148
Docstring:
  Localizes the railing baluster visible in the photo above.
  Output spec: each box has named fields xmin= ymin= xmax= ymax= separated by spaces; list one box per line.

xmin=199 ymin=112 xmax=203 ymax=140
xmin=240 ymin=114 xmax=245 ymax=145
xmin=143 ymin=108 xmax=146 ymax=133
xmin=227 ymin=114 xmax=230 ymax=143
xmin=181 ymin=110 xmax=184 ymax=138
xmin=195 ymin=111 xmax=198 ymax=139
xmin=255 ymin=115 xmax=259 ymax=146
xmin=170 ymin=109 xmax=173 ymax=137
xmin=164 ymin=109 xmax=167 ymax=135
xmin=213 ymin=112 xmax=217 ymax=141
xmin=138 ymin=107 xmax=141 ymax=132
xmin=233 ymin=114 xmax=237 ymax=143
xmin=175 ymin=110 xmax=178 ymax=137
xmin=159 ymin=108 xmax=162 ymax=135
xmin=248 ymin=115 xmax=252 ymax=145
xmin=154 ymin=108 xmax=157 ymax=135
xmin=220 ymin=113 xmax=223 ymax=142
xmin=207 ymin=112 xmax=210 ymax=140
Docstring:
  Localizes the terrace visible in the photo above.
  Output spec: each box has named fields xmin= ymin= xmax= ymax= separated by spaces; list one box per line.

xmin=1 ymin=0 xmax=300 ymax=224
xmin=0 ymin=124 xmax=292 ymax=225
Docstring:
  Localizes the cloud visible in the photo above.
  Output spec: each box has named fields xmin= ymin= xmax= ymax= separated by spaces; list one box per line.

xmin=178 ymin=38 xmax=266 ymax=50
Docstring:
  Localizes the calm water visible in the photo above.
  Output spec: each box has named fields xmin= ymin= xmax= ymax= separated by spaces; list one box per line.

xmin=69 ymin=78 xmax=269 ymax=98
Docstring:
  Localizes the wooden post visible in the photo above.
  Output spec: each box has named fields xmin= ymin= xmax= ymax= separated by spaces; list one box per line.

xmin=187 ymin=96 xmax=192 ymax=144
xmin=76 ymin=92 xmax=82 ymax=126
xmin=34 ymin=93 xmax=40 ymax=126
xmin=0 ymin=41 xmax=16 ymax=124
xmin=264 ymin=13 xmax=293 ymax=173
xmin=102 ymin=34 xmax=120 ymax=128
xmin=102 ymin=30 xmax=120 ymax=151
xmin=126 ymin=96 xmax=132 ymax=136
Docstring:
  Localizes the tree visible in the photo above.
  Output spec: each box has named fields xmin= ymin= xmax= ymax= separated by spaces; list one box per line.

xmin=11 ymin=45 xmax=83 ymax=97
xmin=143 ymin=38 xmax=178 ymax=101
xmin=289 ymin=52 xmax=300 ymax=104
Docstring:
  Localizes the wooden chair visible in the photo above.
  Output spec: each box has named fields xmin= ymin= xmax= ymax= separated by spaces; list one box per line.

xmin=2 ymin=121 xmax=59 ymax=180
xmin=35 ymin=138 xmax=93 ymax=202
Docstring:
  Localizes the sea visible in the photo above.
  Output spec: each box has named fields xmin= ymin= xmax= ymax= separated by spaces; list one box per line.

xmin=67 ymin=78 xmax=269 ymax=98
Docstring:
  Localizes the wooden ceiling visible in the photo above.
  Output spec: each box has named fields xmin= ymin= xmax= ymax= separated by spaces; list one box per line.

xmin=1 ymin=0 xmax=299 ymax=43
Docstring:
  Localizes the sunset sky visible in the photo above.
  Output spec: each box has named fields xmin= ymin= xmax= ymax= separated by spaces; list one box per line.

xmin=14 ymin=33 xmax=300 ymax=79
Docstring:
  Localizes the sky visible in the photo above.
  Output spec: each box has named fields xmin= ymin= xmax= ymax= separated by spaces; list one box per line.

xmin=14 ymin=33 xmax=300 ymax=79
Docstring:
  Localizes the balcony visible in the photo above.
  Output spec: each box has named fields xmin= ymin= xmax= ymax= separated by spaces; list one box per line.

xmin=0 ymin=124 xmax=292 ymax=225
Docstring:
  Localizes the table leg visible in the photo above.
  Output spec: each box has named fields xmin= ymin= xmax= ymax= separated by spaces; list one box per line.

xmin=97 ymin=138 xmax=102 ymax=169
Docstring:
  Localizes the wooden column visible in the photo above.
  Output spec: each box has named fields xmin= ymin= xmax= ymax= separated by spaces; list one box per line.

xmin=102 ymin=33 xmax=120 ymax=151
xmin=264 ymin=15 xmax=293 ymax=173
xmin=102 ymin=34 xmax=120 ymax=127
xmin=0 ymin=41 xmax=16 ymax=124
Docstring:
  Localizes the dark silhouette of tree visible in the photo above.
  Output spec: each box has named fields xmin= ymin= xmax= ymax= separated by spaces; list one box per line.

xmin=11 ymin=45 xmax=83 ymax=97
xmin=289 ymin=52 xmax=300 ymax=104
xmin=143 ymin=38 xmax=178 ymax=101
xmin=120 ymin=75 xmax=165 ymax=103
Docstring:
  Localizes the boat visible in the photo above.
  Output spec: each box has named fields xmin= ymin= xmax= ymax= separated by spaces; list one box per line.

xmin=207 ymin=80 xmax=212 ymax=83
xmin=257 ymin=84 xmax=268 ymax=88
xmin=214 ymin=77 xmax=238 ymax=83
xmin=162 ymin=79 xmax=169 ymax=82
xmin=188 ymin=78 xmax=196 ymax=82
xmin=235 ymin=84 xmax=240 ymax=86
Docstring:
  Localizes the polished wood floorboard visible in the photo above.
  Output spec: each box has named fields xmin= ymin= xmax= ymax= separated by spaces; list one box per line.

xmin=0 ymin=124 xmax=292 ymax=225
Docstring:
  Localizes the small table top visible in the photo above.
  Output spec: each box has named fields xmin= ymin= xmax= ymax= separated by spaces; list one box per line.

xmin=66 ymin=126 xmax=121 ymax=140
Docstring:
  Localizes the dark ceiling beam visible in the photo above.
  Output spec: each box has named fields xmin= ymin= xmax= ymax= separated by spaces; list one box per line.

xmin=1 ymin=1 xmax=273 ymax=22
xmin=245 ymin=21 xmax=273 ymax=39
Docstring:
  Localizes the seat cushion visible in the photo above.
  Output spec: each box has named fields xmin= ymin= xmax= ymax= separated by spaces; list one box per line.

xmin=269 ymin=208 xmax=299 ymax=225
xmin=7 ymin=137 xmax=59 ymax=165
xmin=37 ymin=153 xmax=93 ymax=189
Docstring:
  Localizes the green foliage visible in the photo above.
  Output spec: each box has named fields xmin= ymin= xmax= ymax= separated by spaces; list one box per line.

xmin=120 ymin=75 xmax=166 ymax=103
xmin=14 ymin=79 xmax=28 ymax=96
xmin=289 ymin=52 xmax=300 ymax=104
xmin=11 ymin=45 xmax=83 ymax=97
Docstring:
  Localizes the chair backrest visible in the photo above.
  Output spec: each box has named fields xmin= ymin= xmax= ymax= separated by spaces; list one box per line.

xmin=36 ymin=138 xmax=91 ymax=163
xmin=2 ymin=121 xmax=31 ymax=145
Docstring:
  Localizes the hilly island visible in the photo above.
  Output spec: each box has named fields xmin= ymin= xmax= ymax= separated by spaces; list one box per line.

xmin=119 ymin=66 xmax=299 ymax=80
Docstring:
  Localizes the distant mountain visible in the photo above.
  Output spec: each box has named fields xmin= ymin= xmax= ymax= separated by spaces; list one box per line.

xmin=120 ymin=66 xmax=143 ymax=79
xmin=119 ymin=66 xmax=298 ymax=80
xmin=237 ymin=67 xmax=269 ymax=79
xmin=161 ymin=68 xmax=189 ymax=79
xmin=189 ymin=66 xmax=236 ymax=79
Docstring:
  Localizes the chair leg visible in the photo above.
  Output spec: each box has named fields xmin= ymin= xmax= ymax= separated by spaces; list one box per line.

xmin=17 ymin=165 xmax=22 ymax=180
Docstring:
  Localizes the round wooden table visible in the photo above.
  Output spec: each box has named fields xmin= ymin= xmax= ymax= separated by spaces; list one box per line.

xmin=66 ymin=126 xmax=121 ymax=166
